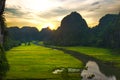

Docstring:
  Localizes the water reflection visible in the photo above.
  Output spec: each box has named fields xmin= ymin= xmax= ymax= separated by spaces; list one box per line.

xmin=52 ymin=68 xmax=80 ymax=74
xmin=81 ymin=61 xmax=116 ymax=80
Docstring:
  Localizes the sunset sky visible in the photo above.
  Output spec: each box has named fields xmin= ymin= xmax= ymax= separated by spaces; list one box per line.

xmin=5 ymin=0 xmax=120 ymax=30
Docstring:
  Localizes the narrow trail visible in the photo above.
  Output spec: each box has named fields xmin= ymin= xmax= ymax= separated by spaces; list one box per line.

xmin=44 ymin=45 xmax=120 ymax=80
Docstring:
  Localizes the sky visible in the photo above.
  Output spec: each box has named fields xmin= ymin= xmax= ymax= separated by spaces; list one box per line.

xmin=5 ymin=0 xmax=120 ymax=30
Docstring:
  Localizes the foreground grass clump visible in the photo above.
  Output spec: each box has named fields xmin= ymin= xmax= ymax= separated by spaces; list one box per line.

xmin=6 ymin=44 xmax=82 ymax=79
xmin=64 ymin=46 xmax=120 ymax=68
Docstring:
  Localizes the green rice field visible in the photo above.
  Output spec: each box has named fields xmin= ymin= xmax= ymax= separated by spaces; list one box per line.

xmin=6 ymin=44 xmax=82 ymax=79
xmin=64 ymin=46 xmax=120 ymax=68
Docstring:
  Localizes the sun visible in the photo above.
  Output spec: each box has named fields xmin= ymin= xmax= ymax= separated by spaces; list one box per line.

xmin=43 ymin=23 xmax=55 ymax=30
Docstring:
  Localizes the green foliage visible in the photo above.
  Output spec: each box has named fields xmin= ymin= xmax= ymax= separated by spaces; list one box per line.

xmin=6 ymin=44 xmax=82 ymax=79
xmin=0 ymin=45 xmax=9 ymax=79
xmin=91 ymin=14 xmax=120 ymax=48
xmin=3 ymin=37 xmax=21 ymax=50
xmin=7 ymin=26 xmax=39 ymax=43
xmin=44 ymin=12 xmax=90 ymax=46
xmin=8 ymin=12 xmax=120 ymax=49
xmin=5 ymin=26 xmax=40 ymax=50
xmin=42 ymin=12 xmax=120 ymax=49
xmin=0 ymin=4 xmax=9 ymax=79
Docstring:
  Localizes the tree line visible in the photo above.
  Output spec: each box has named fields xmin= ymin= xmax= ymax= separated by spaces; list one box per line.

xmin=4 ymin=26 xmax=39 ymax=50
xmin=40 ymin=12 xmax=120 ymax=49
xmin=6 ymin=12 xmax=120 ymax=50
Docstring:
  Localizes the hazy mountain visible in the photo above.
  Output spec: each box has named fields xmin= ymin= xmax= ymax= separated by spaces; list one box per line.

xmin=7 ymin=26 xmax=39 ymax=42
xmin=20 ymin=26 xmax=39 ymax=42
xmin=59 ymin=11 xmax=88 ymax=30
xmin=92 ymin=13 xmax=120 ymax=48
xmin=46 ymin=12 xmax=90 ymax=46
xmin=39 ymin=27 xmax=53 ymax=41
xmin=6 ymin=12 xmax=120 ymax=48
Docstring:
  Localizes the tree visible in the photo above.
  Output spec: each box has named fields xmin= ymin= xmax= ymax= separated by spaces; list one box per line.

xmin=0 ymin=0 xmax=6 ymax=45
xmin=7 ymin=26 xmax=40 ymax=43
xmin=0 ymin=0 xmax=9 ymax=79
xmin=92 ymin=13 xmax=120 ymax=48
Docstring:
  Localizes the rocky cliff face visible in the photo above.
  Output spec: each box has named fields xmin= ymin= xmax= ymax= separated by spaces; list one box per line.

xmin=92 ymin=13 xmax=120 ymax=48
xmin=44 ymin=12 xmax=120 ymax=48
xmin=95 ymin=14 xmax=118 ymax=33
xmin=52 ymin=12 xmax=90 ymax=46
xmin=58 ymin=11 xmax=88 ymax=31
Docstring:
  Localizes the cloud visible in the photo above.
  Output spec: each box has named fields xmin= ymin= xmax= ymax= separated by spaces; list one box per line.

xmin=5 ymin=8 xmax=26 ymax=17
xmin=5 ymin=0 xmax=120 ymax=29
xmin=91 ymin=2 xmax=100 ymax=6
xmin=38 ymin=7 xmax=71 ymax=19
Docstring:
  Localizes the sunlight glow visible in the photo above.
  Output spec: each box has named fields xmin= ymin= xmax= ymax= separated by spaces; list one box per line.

xmin=23 ymin=0 xmax=58 ymax=12
xmin=6 ymin=0 xmax=120 ymax=30
xmin=43 ymin=23 xmax=55 ymax=30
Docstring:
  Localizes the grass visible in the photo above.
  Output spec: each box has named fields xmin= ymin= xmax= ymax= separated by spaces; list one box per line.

xmin=63 ymin=46 xmax=120 ymax=68
xmin=6 ymin=44 xmax=83 ymax=79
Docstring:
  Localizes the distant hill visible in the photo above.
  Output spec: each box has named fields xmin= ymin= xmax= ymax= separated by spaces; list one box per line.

xmin=39 ymin=27 xmax=53 ymax=41
xmin=92 ymin=13 xmax=120 ymax=48
xmin=60 ymin=12 xmax=88 ymax=30
xmin=5 ymin=26 xmax=39 ymax=50
xmin=45 ymin=12 xmax=90 ymax=46
xmin=6 ymin=12 xmax=120 ymax=49
xmin=20 ymin=26 xmax=39 ymax=42
xmin=8 ymin=26 xmax=39 ymax=42
xmin=44 ymin=12 xmax=120 ymax=48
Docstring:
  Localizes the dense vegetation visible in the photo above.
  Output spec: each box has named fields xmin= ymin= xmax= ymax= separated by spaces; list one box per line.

xmin=0 ymin=45 xmax=9 ymax=79
xmin=4 ymin=7 xmax=120 ymax=80
xmin=0 ymin=0 xmax=9 ymax=79
xmin=45 ymin=12 xmax=90 ymax=46
xmin=91 ymin=13 xmax=120 ymax=48
xmin=43 ymin=12 xmax=120 ymax=48
xmin=6 ymin=44 xmax=82 ymax=79
xmin=7 ymin=12 xmax=120 ymax=49
xmin=5 ymin=26 xmax=39 ymax=50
